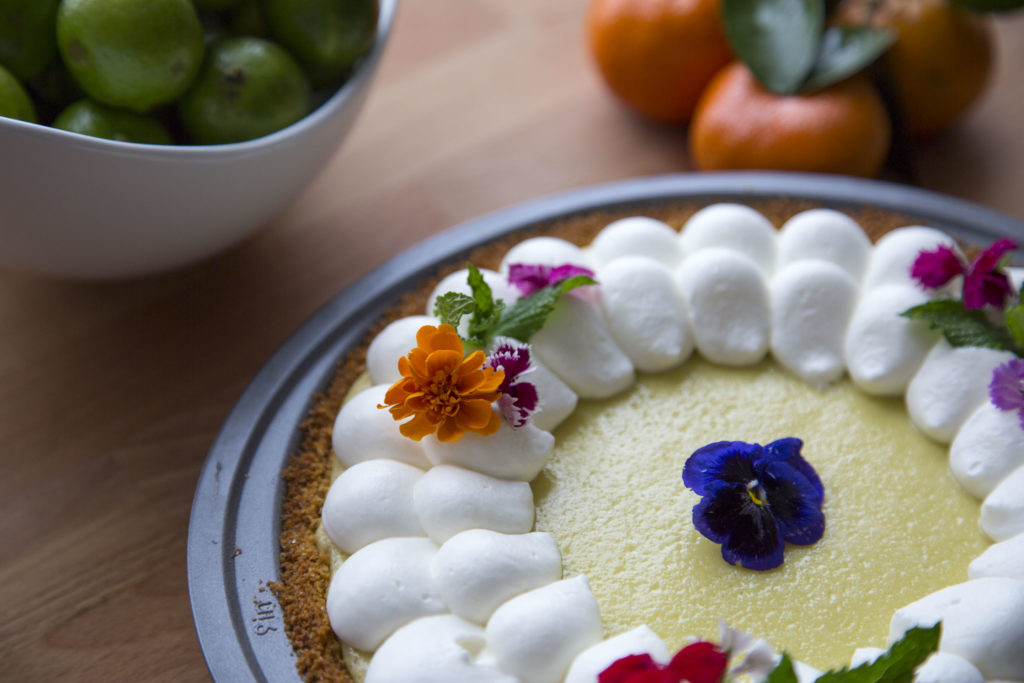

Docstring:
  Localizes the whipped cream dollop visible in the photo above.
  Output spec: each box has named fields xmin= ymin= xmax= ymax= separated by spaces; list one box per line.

xmin=433 ymin=530 xmax=562 ymax=624
xmin=365 ymin=614 xmax=517 ymax=683
xmin=485 ymin=575 xmax=603 ymax=683
xmin=777 ymin=208 xmax=872 ymax=280
xmin=320 ymin=203 xmax=1024 ymax=682
xmin=589 ymin=216 xmax=684 ymax=269
xmin=413 ymin=465 xmax=535 ymax=543
xmin=890 ymin=577 xmax=1024 ymax=680
xmin=677 ymin=248 xmax=771 ymax=366
xmin=322 ymin=458 xmax=425 ymax=554
xmin=905 ymin=341 xmax=1014 ymax=443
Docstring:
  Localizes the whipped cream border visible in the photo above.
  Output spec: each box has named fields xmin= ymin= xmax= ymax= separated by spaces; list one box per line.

xmin=322 ymin=204 xmax=1024 ymax=683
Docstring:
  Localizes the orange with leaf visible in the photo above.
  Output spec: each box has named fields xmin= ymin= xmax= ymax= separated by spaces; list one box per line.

xmin=835 ymin=0 xmax=994 ymax=139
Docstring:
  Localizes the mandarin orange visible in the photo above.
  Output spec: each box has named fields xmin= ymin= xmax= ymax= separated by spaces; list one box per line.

xmin=586 ymin=0 xmax=732 ymax=123
xmin=836 ymin=0 xmax=993 ymax=139
xmin=688 ymin=61 xmax=891 ymax=177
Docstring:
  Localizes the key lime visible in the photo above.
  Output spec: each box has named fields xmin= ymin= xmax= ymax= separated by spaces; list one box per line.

xmin=56 ymin=0 xmax=204 ymax=112
xmin=263 ymin=0 xmax=377 ymax=86
xmin=0 ymin=0 xmax=60 ymax=82
xmin=53 ymin=99 xmax=172 ymax=144
xmin=0 ymin=63 xmax=36 ymax=122
xmin=178 ymin=37 xmax=311 ymax=144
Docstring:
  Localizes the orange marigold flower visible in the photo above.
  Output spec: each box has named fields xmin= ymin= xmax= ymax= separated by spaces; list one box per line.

xmin=380 ymin=323 xmax=505 ymax=442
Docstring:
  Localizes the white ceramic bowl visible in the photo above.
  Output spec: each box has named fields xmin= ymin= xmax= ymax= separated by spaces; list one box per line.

xmin=0 ymin=0 xmax=397 ymax=279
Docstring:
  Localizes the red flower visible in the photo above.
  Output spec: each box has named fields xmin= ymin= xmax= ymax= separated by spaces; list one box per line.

xmin=963 ymin=238 xmax=1018 ymax=310
xmin=599 ymin=642 xmax=728 ymax=683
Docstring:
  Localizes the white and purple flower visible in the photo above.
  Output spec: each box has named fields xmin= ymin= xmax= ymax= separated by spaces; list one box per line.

xmin=487 ymin=341 xmax=539 ymax=428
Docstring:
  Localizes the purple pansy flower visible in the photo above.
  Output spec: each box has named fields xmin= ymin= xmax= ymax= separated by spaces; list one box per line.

xmin=488 ymin=341 xmax=539 ymax=428
xmin=963 ymin=238 xmax=1018 ymax=310
xmin=910 ymin=244 xmax=964 ymax=288
xmin=507 ymin=263 xmax=595 ymax=297
xmin=990 ymin=358 xmax=1024 ymax=431
xmin=682 ymin=438 xmax=825 ymax=571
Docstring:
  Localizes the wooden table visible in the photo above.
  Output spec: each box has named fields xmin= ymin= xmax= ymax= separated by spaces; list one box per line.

xmin=2 ymin=1 xmax=1022 ymax=680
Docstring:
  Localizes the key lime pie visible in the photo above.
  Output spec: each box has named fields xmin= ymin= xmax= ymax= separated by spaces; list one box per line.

xmin=274 ymin=202 xmax=1024 ymax=683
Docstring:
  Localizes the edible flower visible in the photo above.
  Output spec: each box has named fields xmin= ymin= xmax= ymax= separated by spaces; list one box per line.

xmin=507 ymin=262 xmax=595 ymax=297
xmin=380 ymin=323 xmax=504 ymax=442
xmin=682 ymin=438 xmax=824 ymax=571
xmin=990 ymin=358 xmax=1024 ymax=430
xmin=599 ymin=642 xmax=728 ymax=683
xmin=910 ymin=238 xmax=1018 ymax=310
xmin=487 ymin=341 xmax=539 ymax=428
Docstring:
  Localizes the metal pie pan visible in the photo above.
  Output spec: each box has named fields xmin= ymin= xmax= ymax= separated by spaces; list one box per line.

xmin=186 ymin=172 xmax=1024 ymax=681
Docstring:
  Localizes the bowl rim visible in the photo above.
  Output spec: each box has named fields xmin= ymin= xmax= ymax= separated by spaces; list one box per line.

xmin=0 ymin=0 xmax=399 ymax=157
xmin=186 ymin=172 xmax=1024 ymax=682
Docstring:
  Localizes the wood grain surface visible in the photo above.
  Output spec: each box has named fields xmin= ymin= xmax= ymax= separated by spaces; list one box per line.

xmin=1 ymin=1 xmax=1022 ymax=680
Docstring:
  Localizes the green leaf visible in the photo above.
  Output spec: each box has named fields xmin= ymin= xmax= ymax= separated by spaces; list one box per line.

xmin=767 ymin=654 xmax=800 ymax=683
xmin=815 ymin=624 xmax=940 ymax=683
xmin=901 ymin=300 xmax=1017 ymax=352
xmin=467 ymin=264 xmax=493 ymax=315
xmin=556 ymin=274 xmax=598 ymax=293
xmin=801 ymin=26 xmax=894 ymax=93
xmin=950 ymin=0 xmax=1024 ymax=12
xmin=433 ymin=292 xmax=477 ymax=329
xmin=462 ymin=263 xmax=506 ymax=347
xmin=723 ymin=0 xmax=824 ymax=94
xmin=492 ymin=275 xmax=597 ymax=342
xmin=1007 ymin=303 xmax=1024 ymax=349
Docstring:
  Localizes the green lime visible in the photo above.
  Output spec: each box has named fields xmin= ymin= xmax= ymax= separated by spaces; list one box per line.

xmin=0 ymin=63 xmax=36 ymax=122
xmin=56 ymin=0 xmax=204 ymax=112
xmin=192 ymin=0 xmax=240 ymax=10
xmin=178 ymin=37 xmax=311 ymax=144
xmin=0 ymin=0 xmax=60 ymax=82
xmin=53 ymin=99 xmax=172 ymax=144
xmin=263 ymin=0 xmax=377 ymax=87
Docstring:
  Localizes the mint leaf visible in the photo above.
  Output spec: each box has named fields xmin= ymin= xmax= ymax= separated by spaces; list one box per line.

xmin=492 ymin=275 xmax=597 ymax=342
xmin=901 ymin=300 xmax=1017 ymax=352
xmin=815 ymin=624 xmax=940 ymax=683
xmin=557 ymin=274 xmax=598 ymax=293
xmin=467 ymin=264 xmax=493 ymax=315
xmin=1007 ymin=304 xmax=1024 ymax=349
xmin=767 ymin=654 xmax=800 ymax=683
xmin=434 ymin=292 xmax=477 ymax=329
xmin=464 ymin=264 xmax=504 ymax=346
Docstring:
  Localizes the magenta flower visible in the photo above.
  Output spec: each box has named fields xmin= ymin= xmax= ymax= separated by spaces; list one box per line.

xmin=910 ymin=239 xmax=1019 ymax=310
xmin=507 ymin=263 xmax=595 ymax=297
xmin=910 ymin=245 xmax=964 ymax=288
xmin=963 ymin=239 xmax=1018 ymax=310
xmin=487 ymin=341 xmax=539 ymax=428
xmin=990 ymin=358 xmax=1024 ymax=430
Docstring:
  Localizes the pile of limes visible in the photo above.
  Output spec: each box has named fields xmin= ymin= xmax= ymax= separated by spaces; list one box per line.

xmin=0 ymin=0 xmax=377 ymax=145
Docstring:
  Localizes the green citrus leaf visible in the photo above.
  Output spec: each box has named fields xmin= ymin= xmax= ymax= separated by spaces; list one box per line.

xmin=950 ymin=0 xmax=1024 ymax=12
xmin=801 ymin=26 xmax=894 ymax=93
xmin=723 ymin=0 xmax=824 ymax=94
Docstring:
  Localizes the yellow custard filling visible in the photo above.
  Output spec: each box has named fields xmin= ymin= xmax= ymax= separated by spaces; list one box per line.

xmin=534 ymin=357 xmax=989 ymax=670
